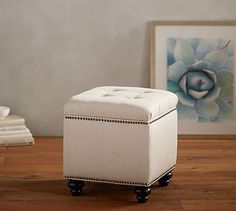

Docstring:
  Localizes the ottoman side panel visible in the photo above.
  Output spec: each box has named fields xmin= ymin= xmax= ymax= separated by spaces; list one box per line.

xmin=63 ymin=118 xmax=150 ymax=185
xmin=148 ymin=110 xmax=178 ymax=184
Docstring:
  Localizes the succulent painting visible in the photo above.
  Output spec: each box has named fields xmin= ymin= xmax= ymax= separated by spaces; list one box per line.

xmin=167 ymin=38 xmax=234 ymax=122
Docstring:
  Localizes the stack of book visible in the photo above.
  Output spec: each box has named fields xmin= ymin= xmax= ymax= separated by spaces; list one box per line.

xmin=0 ymin=115 xmax=34 ymax=146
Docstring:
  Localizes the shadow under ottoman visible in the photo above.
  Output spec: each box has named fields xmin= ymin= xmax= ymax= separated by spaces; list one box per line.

xmin=64 ymin=86 xmax=178 ymax=203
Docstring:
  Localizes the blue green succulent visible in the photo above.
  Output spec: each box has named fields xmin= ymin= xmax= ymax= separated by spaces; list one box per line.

xmin=167 ymin=38 xmax=234 ymax=122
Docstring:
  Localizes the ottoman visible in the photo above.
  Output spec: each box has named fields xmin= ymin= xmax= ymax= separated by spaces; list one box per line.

xmin=64 ymin=86 xmax=178 ymax=203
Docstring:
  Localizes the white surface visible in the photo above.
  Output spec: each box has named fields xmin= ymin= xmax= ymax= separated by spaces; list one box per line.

xmin=149 ymin=110 xmax=177 ymax=183
xmin=154 ymin=25 xmax=236 ymax=134
xmin=0 ymin=106 xmax=10 ymax=119
xmin=0 ymin=0 xmax=236 ymax=135
xmin=64 ymin=86 xmax=178 ymax=121
xmin=64 ymin=110 xmax=177 ymax=185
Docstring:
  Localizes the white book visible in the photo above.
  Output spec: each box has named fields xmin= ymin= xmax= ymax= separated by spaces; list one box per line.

xmin=0 ymin=128 xmax=30 ymax=136
xmin=0 ymin=125 xmax=27 ymax=131
xmin=0 ymin=133 xmax=32 ymax=141
xmin=0 ymin=115 xmax=25 ymax=127
xmin=0 ymin=137 xmax=34 ymax=146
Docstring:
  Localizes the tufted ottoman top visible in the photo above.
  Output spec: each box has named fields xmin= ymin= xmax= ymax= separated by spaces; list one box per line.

xmin=64 ymin=86 xmax=178 ymax=122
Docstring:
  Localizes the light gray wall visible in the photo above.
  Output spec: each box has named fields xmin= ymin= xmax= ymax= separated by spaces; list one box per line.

xmin=0 ymin=0 xmax=236 ymax=136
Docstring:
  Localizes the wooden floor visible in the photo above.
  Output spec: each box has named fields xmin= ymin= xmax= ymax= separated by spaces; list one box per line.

xmin=0 ymin=138 xmax=236 ymax=211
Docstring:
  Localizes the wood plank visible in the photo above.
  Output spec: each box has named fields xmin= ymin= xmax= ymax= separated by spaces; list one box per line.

xmin=0 ymin=156 xmax=5 ymax=165
xmin=0 ymin=137 xmax=236 ymax=210
xmin=181 ymin=200 xmax=236 ymax=210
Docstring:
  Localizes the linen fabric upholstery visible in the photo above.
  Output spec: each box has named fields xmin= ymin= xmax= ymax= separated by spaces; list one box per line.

xmin=64 ymin=86 xmax=178 ymax=122
xmin=64 ymin=86 xmax=178 ymax=186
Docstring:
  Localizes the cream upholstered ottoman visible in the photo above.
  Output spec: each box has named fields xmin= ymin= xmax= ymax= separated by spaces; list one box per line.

xmin=64 ymin=86 xmax=178 ymax=203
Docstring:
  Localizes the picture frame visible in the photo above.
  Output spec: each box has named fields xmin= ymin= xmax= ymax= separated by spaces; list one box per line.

xmin=150 ymin=21 xmax=236 ymax=137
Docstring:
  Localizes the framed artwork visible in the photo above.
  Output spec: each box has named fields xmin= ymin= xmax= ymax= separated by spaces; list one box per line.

xmin=150 ymin=21 xmax=236 ymax=136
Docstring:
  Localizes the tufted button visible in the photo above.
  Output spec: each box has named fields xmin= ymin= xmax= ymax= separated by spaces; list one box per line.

xmin=134 ymin=95 xmax=144 ymax=99
xmin=103 ymin=94 xmax=112 ymax=97
xmin=144 ymin=90 xmax=156 ymax=94
xmin=112 ymin=89 xmax=126 ymax=92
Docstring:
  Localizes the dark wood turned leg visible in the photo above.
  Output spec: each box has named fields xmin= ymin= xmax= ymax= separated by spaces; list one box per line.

xmin=67 ymin=180 xmax=85 ymax=196
xmin=158 ymin=171 xmax=173 ymax=187
xmin=134 ymin=186 xmax=151 ymax=203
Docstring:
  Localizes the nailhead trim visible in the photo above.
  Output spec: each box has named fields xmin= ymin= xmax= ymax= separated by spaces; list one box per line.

xmin=64 ymin=109 xmax=176 ymax=125
xmin=64 ymin=175 xmax=148 ymax=186
xmin=64 ymin=166 xmax=175 ymax=187
xmin=64 ymin=116 xmax=148 ymax=125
